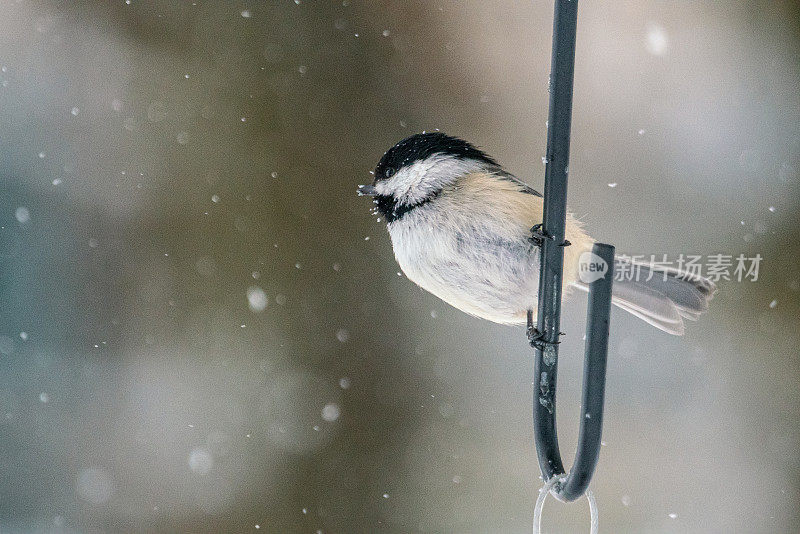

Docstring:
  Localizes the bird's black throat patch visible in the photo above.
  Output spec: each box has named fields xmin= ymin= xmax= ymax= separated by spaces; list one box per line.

xmin=374 ymin=191 xmax=440 ymax=223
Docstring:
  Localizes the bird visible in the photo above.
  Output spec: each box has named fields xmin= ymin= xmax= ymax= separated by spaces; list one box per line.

xmin=358 ymin=132 xmax=715 ymax=335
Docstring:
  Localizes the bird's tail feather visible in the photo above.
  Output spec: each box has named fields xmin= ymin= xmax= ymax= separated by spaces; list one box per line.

xmin=573 ymin=257 xmax=716 ymax=335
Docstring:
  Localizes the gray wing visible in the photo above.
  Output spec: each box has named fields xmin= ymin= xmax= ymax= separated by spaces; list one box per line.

xmin=492 ymin=168 xmax=543 ymax=197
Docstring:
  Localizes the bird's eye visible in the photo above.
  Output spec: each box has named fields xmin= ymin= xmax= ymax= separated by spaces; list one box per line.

xmin=384 ymin=167 xmax=395 ymax=178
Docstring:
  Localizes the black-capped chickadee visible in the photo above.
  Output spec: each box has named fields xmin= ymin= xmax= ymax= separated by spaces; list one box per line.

xmin=359 ymin=132 xmax=715 ymax=335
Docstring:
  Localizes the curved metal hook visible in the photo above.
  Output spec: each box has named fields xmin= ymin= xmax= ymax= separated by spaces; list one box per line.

xmin=530 ymin=243 xmax=614 ymax=502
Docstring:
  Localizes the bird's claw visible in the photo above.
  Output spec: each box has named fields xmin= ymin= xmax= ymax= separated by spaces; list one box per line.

xmin=527 ymin=324 xmax=542 ymax=344
xmin=528 ymin=327 xmax=566 ymax=350
xmin=529 ymin=224 xmax=571 ymax=247
xmin=529 ymin=224 xmax=547 ymax=247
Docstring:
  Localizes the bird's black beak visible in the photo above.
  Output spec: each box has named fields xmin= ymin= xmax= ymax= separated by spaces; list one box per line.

xmin=357 ymin=184 xmax=378 ymax=196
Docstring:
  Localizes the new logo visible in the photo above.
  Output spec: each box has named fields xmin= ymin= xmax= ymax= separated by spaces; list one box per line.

xmin=578 ymin=251 xmax=609 ymax=284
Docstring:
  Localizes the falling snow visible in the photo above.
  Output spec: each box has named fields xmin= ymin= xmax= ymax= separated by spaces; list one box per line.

xmin=247 ymin=286 xmax=268 ymax=312
xmin=188 ymin=448 xmax=213 ymax=474
xmin=15 ymin=207 xmax=30 ymax=223
xmin=646 ymin=24 xmax=668 ymax=55
xmin=321 ymin=403 xmax=340 ymax=422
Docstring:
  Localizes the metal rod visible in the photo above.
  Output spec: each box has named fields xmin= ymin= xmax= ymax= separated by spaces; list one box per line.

xmin=530 ymin=0 xmax=615 ymax=502
xmin=560 ymin=243 xmax=614 ymax=500
xmin=531 ymin=0 xmax=579 ymax=485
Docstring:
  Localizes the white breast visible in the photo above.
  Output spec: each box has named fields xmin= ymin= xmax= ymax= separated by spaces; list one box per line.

xmin=387 ymin=172 xmax=545 ymax=324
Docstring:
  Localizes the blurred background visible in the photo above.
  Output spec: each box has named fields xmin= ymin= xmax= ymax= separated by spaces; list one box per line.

xmin=1 ymin=1 xmax=798 ymax=533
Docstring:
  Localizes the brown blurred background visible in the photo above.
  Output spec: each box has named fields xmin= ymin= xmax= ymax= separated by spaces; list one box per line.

xmin=1 ymin=1 xmax=799 ymax=533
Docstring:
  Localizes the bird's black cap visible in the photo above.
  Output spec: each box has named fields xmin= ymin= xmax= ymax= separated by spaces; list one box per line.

xmin=373 ymin=132 xmax=498 ymax=182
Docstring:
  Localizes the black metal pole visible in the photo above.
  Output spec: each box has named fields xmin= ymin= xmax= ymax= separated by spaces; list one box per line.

xmin=531 ymin=0 xmax=615 ymax=502
xmin=532 ymin=0 xmax=579 ymax=484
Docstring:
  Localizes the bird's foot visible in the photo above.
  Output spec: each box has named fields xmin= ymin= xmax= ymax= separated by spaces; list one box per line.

xmin=529 ymin=224 xmax=548 ymax=247
xmin=529 ymin=224 xmax=571 ymax=247
xmin=527 ymin=324 xmax=543 ymax=344
xmin=528 ymin=329 xmax=566 ymax=351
